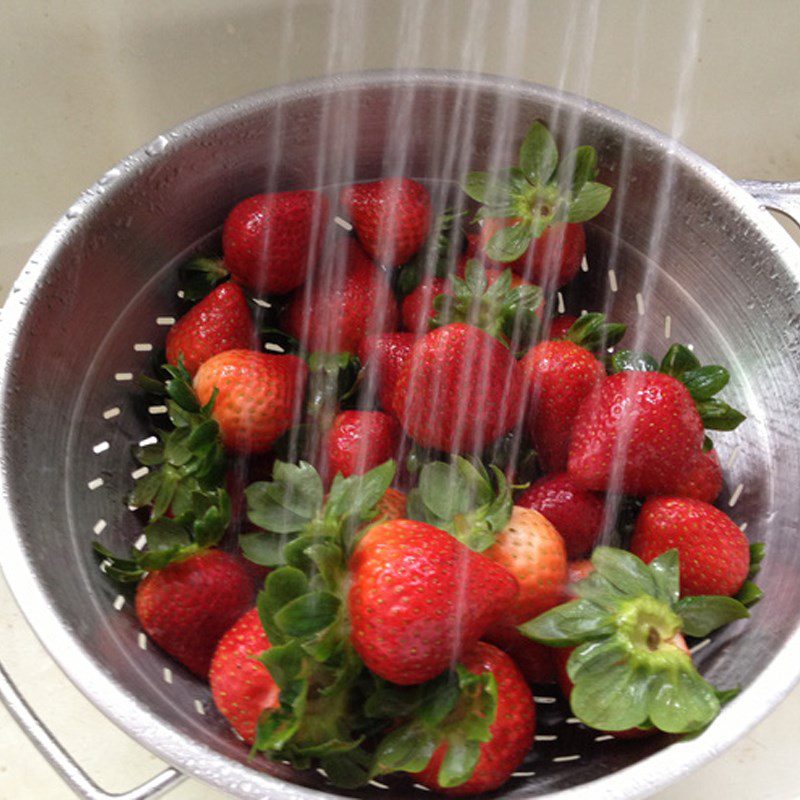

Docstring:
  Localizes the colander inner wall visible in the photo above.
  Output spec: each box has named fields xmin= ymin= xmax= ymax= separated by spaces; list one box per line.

xmin=2 ymin=75 xmax=800 ymax=800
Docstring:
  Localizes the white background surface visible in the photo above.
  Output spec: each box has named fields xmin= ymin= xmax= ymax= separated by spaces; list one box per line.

xmin=1 ymin=2 xmax=799 ymax=798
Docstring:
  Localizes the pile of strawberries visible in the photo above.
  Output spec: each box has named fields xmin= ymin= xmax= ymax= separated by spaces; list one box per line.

xmin=97 ymin=122 xmax=761 ymax=795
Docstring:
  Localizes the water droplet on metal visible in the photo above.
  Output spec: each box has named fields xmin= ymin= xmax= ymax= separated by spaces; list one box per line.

xmin=66 ymin=204 xmax=83 ymax=219
xmin=145 ymin=135 xmax=169 ymax=156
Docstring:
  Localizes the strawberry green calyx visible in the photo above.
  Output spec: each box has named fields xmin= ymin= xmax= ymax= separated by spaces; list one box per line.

xmin=736 ymin=542 xmax=766 ymax=607
xmin=133 ymin=361 xmax=227 ymax=519
xmin=246 ymin=460 xmax=397 ymax=775
xmin=463 ymin=121 xmax=612 ymax=262
xmin=564 ymin=312 xmax=626 ymax=352
xmin=406 ymin=456 xmax=513 ymax=552
xmin=608 ymin=344 xmax=747 ymax=436
xmin=93 ymin=487 xmax=231 ymax=581
xmin=519 ymin=547 xmax=748 ymax=734
xmin=178 ymin=256 xmax=230 ymax=301
xmin=368 ymin=667 xmax=498 ymax=788
xmin=431 ymin=260 xmax=543 ymax=345
xmin=397 ymin=209 xmax=467 ymax=297
xmin=241 ymin=459 xmax=395 ymax=566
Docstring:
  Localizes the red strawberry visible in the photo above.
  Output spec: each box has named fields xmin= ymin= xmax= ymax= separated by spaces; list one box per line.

xmin=483 ymin=506 xmax=567 ymax=641
xmin=630 ymin=496 xmax=750 ymax=597
xmin=519 ymin=340 xmax=605 ymax=472
xmin=166 ymin=282 xmax=255 ymax=377
xmin=135 ymin=549 xmax=254 ymax=677
xmin=209 ymin=607 xmax=279 ymax=744
xmin=222 ymin=190 xmax=328 ymax=295
xmin=281 ymin=239 xmax=398 ymax=353
xmin=566 ymin=559 xmax=595 ymax=588
xmin=516 ymin=473 xmax=605 ymax=559
xmin=375 ymin=487 xmax=407 ymax=521
xmin=357 ymin=332 xmax=415 ymax=412
xmin=392 ymin=323 xmax=524 ymax=453
xmin=568 ymin=371 xmax=705 ymax=496
xmin=672 ymin=448 xmax=723 ymax=503
xmin=401 ymin=277 xmax=448 ymax=333
xmin=548 ymin=314 xmax=579 ymax=340
xmin=340 ymin=178 xmax=431 ymax=266
xmin=479 ymin=506 xmax=566 ymax=687
xmin=492 ymin=636 xmax=556 ymax=685
xmin=194 ymin=349 xmax=307 ymax=453
xmin=348 ymin=519 xmax=518 ymax=685
xmin=325 ymin=410 xmax=401 ymax=480
xmin=479 ymin=219 xmax=586 ymax=288
xmin=413 ymin=642 xmax=536 ymax=796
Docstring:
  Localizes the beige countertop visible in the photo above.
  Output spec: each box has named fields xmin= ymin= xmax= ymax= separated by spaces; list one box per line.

xmin=1 ymin=2 xmax=799 ymax=798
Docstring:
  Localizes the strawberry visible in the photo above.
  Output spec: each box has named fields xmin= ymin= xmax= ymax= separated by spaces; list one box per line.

xmin=519 ymin=313 xmax=625 ymax=473
xmin=325 ymin=410 xmax=401 ymax=480
xmin=135 ymin=549 xmax=254 ymax=677
xmin=375 ymin=486 xmax=407 ymax=521
xmin=478 ymin=219 xmax=586 ymax=288
xmin=568 ymin=371 xmax=706 ymax=496
xmin=222 ymin=190 xmax=328 ymax=295
xmin=340 ymin=177 xmax=431 ymax=266
xmin=281 ymin=239 xmax=398 ymax=354
xmin=463 ymin=120 xmax=611 ymax=283
xmin=672 ymin=448 xmax=723 ymax=503
xmin=520 ymin=340 xmax=604 ymax=472
xmin=357 ymin=332 xmax=415 ymax=412
xmin=401 ymin=277 xmax=448 ymax=333
xmin=493 ymin=636 xmax=556 ymax=685
xmin=194 ymin=349 xmax=307 ymax=454
xmin=566 ymin=559 xmax=595 ymax=588
xmin=166 ymin=282 xmax=256 ymax=377
xmin=392 ymin=323 xmax=524 ymax=453
xmin=516 ymin=473 xmax=605 ymax=559
xmin=413 ymin=642 xmax=536 ymax=796
xmin=348 ymin=519 xmax=518 ymax=685
xmin=484 ymin=506 xmax=567 ymax=631
xmin=209 ymin=607 xmax=279 ymax=743
xmin=630 ymin=496 xmax=750 ymax=597
xmin=521 ymin=546 xmax=748 ymax=734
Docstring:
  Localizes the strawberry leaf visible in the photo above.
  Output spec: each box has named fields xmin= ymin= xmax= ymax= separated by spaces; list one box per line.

xmin=557 ymin=145 xmax=598 ymax=195
xmin=519 ymin=546 xmax=743 ymax=735
xmin=681 ymin=366 xmax=730 ymax=400
xmin=407 ymin=456 xmax=512 ymax=553
xmin=438 ymin=740 xmax=481 ymax=789
xmin=178 ymin=256 xmax=229 ymax=302
xmin=485 ymin=221 xmax=534 ymax=262
xmin=646 ymin=667 xmax=721 ymax=734
xmin=649 ymin=549 xmax=681 ymax=606
xmin=239 ymin=532 xmax=288 ymax=567
xmin=747 ymin=542 xmax=766 ymax=579
xmin=735 ymin=581 xmax=764 ymax=607
xmin=608 ymin=349 xmax=659 ymax=373
xmin=431 ymin=260 xmax=542 ymax=346
xmin=591 ymin=546 xmax=658 ymax=597
xmin=660 ymin=344 xmax=701 ymax=377
xmin=565 ymin=312 xmax=627 ymax=351
xmin=518 ymin=599 xmax=615 ymax=646
xmin=519 ymin=121 xmax=559 ymax=185
xmin=696 ymin=399 xmax=747 ymax=431
xmin=674 ymin=595 xmax=750 ymax=637
xmin=566 ymin=181 xmax=612 ymax=223
xmin=274 ymin=591 xmax=340 ymax=638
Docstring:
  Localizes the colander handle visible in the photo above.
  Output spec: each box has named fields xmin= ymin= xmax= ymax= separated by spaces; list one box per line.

xmin=739 ymin=180 xmax=800 ymax=227
xmin=0 ymin=660 xmax=184 ymax=799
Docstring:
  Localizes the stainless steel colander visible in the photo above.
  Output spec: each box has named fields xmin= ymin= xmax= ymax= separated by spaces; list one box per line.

xmin=2 ymin=72 xmax=800 ymax=800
